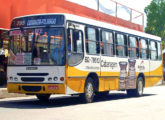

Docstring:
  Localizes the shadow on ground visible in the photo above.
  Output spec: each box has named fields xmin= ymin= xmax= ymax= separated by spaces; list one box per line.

xmin=0 ymin=93 xmax=156 ymax=109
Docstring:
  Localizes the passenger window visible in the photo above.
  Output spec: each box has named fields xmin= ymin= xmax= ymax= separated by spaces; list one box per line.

xmin=157 ymin=42 xmax=162 ymax=60
xmin=150 ymin=41 xmax=157 ymax=60
xmin=116 ymin=33 xmax=127 ymax=57
xmin=101 ymin=31 xmax=114 ymax=56
xmin=139 ymin=39 xmax=148 ymax=59
xmin=128 ymin=36 xmax=138 ymax=58
xmin=86 ymin=27 xmax=99 ymax=54
xmin=67 ymin=28 xmax=84 ymax=66
xmin=68 ymin=29 xmax=83 ymax=53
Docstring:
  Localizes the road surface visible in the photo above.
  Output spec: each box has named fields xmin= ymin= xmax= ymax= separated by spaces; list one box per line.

xmin=0 ymin=86 xmax=165 ymax=120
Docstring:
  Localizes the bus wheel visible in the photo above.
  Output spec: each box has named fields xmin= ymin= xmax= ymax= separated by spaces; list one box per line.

xmin=36 ymin=94 xmax=51 ymax=101
xmin=127 ymin=77 xmax=144 ymax=97
xmin=81 ymin=77 xmax=95 ymax=103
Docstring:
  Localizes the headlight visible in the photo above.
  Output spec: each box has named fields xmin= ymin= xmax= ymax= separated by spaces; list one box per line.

xmin=14 ymin=77 xmax=18 ymax=81
xmin=48 ymin=77 xmax=52 ymax=81
xmin=10 ymin=77 xmax=13 ymax=81
xmin=54 ymin=77 xmax=58 ymax=81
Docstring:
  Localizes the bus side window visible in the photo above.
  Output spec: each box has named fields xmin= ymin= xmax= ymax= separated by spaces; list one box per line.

xmin=157 ymin=42 xmax=162 ymax=60
xmin=116 ymin=33 xmax=127 ymax=57
xmin=101 ymin=30 xmax=114 ymax=56
xmin=128 ymin=36 xmax=138 ymax=58
xmin=139 ymin=38 xmax=148 ymax=59
xmin=67 ymin=28 xmax=84 ymax=66
xmin=150 ymin=40 xmax=157 ymax=60
xmin=67 ymin=29 xmax=83 ymax=53
xmin=85 ymin=27 xmax=100 ymax=55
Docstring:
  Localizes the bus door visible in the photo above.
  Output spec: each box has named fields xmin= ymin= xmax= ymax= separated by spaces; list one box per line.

xmin=66 ymin=22 xmax=85 ymax=94
xmin=149 ymin=41 xmax=162 ymax=86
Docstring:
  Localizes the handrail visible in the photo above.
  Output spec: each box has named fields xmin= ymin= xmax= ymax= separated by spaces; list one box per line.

xmin=97 ymin=0 xmax=144 ymax=26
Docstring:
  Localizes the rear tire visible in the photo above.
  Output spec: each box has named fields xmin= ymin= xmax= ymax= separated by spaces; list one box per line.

xmin=127 ymin=77 xmax=144 ymax=97
xmin=36 ymin=94 xmax=51 ymax=101
xmin=81 ymin=77 xmax=95 ymax=103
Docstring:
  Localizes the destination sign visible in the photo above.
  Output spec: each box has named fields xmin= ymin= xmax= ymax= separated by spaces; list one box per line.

xmin=11 ymin=15 xmax=64 ymax=28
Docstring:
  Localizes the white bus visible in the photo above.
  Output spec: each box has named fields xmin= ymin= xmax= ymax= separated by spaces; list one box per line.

xmin=7 ymin=14 xmax=163 ymax=103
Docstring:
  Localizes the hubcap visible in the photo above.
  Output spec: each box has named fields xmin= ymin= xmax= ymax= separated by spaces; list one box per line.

xmin=86 ymin=83 xmax=93 ymax=98
xmin=138 ymin=80 xmax=143 ymax=95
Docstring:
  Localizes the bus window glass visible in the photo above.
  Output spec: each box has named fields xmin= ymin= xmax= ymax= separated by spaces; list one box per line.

xmin=9 ymin=28 xmax=65 ymax=65
xmin=157 ymin=42 xmax=161 ymax=60
xmin=67 ymin=28 xmax=84 ymax=66
xmin=116 ymin=34 xmax=126 ymax=57
xmin=86 ymin=27 xmax=98 ymax=54
xmin=128 ymin=36 xmax=137 ymax=58
xmin=150 ymin=41 xmax=157 ymax=60
xmin=68 ymin=29 xmax=83 ymax=53
xmin=139 ymin=39 xmax=148 ymax=59
xmin=72 ymin=30 xmax=83 ymax=53
xmin=102 ymin=31 xmax=114 ymax=56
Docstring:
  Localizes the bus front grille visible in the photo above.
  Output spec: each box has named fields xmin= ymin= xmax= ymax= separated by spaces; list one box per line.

xmin=21 ymin=77 xmax=44 ymax=82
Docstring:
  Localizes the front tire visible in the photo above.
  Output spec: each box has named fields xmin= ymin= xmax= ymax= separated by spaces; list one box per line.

xmin=127 ymin=77 xmax=144 ymax=97
xmin=36 ymin=94 xmax=51 ymax=101
xmin=81 ymin=77 xmax=95 ymax=103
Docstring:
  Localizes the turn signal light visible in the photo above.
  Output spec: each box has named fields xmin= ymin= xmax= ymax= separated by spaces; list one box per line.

xmin=60 ymin=77 xmax=64 ymax=81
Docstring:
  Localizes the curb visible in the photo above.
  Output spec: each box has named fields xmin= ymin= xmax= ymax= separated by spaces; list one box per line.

xmin=0 ymin=88 xmax=27 ymax=99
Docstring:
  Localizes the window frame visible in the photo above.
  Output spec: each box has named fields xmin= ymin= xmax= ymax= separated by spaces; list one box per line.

xmin=67 ymin=28 xmax=84 ymax=54
xmin=157 ymin=41 xmax=162 ymax=61
xmin=128 ymin=35 xmax=139 ymax=59
xmin=100 ymin=30 xmax=115 ymax=56
xmin=85 ymin=26 xmax=100 ymax=55
xmin=139 ymin=38 xmax=149 ymax=60
xmin=115 ymin=32 xmax=128 ymax=58
xmin=149 ymin=40 xmax=158 ymax=61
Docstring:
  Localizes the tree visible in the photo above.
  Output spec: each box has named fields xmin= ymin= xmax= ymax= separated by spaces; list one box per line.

xmin=145 ymin=0 xmax=165 ymax=46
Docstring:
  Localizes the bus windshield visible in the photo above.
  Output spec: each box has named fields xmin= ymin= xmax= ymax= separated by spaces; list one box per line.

xmin=9 ymin=27 xmax=65 ymax=66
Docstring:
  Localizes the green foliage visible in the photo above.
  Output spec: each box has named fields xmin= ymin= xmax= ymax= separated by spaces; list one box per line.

xmin=145 ymin=0 xmax=165 ymax=43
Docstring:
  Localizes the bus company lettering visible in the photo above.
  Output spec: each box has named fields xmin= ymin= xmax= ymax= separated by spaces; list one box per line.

xmin=85 ymin=57 xmax=100 ymax=63
xmin=27 ymin=19 xmax=57 ymax=26
xmin=138 ymin=60 xmax=145 ymax=70
xmin=85 ymin=57 xmax=117 ymax=68
xmin=101 ymin=60 xmax=117 ymax=69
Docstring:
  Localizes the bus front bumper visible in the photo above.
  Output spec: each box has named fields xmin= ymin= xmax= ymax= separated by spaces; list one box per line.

xmin=7 ymin=83 xmax=66 ymax=94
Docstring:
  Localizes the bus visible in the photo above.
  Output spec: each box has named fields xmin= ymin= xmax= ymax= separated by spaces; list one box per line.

xmin=7 ymin=14 xmax=162 ymax=103
xmin=0 ymin=29 xmax=9 ymax=86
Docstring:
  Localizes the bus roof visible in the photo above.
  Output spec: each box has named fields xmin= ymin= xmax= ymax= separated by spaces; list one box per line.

xmin=11 ymin=13 xmax=161 ymax=41
xmin=64 ymin=14 xmax=161 ymax=41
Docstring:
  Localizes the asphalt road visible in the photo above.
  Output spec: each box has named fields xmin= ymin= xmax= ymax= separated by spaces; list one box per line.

xmin=0 ymin=86 xmax=165 ymax=120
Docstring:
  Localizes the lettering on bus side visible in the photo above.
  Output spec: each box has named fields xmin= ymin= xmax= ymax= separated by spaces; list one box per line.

xmin=85 ymin=57 xmax=117 ymax=69
xmin=101 ymin=60 xmax=117 ymax=69
xmin=85 ymin=57 xmax=100 ymax=63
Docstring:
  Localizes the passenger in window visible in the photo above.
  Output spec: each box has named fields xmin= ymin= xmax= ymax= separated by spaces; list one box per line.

xmin=68 ymin=35 xmax=71 ymax=52
xmin=33 ymin=43 xmax=38 ymax=58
